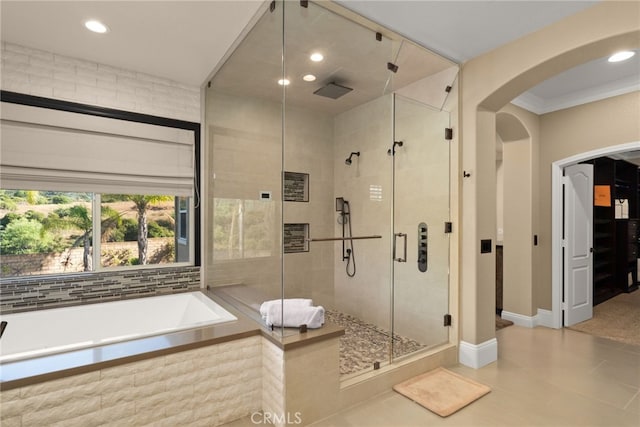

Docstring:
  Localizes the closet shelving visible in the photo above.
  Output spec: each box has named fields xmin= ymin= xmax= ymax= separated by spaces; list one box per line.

xmin=585 ymin=157 xmax=639 ymax=305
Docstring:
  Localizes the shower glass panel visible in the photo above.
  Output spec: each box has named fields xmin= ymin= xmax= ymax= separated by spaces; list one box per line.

xmin=281 ymin=1 xmax=396 ymax=370
xmin=205 ymin=2 xmax=286 ymax=334
xmin=391 ymin=94 xmax=451 ymax=359
xmin=204 ymin=0 xmax=457 ymax=371
xmin=386 ymin=39 xmax=455 ymax=361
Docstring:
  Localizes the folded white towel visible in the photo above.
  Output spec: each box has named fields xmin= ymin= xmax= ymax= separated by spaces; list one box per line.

xmin=259 ymin=298 xmax=313 ymax=319
xmin=265 ymin=304 xmax=325 ymax=329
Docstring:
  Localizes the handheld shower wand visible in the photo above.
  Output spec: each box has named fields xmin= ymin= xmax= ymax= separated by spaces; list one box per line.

xmin=336 ymin=197 xmax=356 ymax=277
xmin=345 ymin=151 xmax=360 ymax=165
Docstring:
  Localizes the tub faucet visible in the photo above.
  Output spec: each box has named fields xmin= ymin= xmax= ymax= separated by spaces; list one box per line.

xmin=0 ymin=321 xmax=7 ymax=339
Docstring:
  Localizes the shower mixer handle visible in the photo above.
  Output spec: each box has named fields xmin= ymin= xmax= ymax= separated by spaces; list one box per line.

xmin=393 ymin=232 xmax=407 ymax=262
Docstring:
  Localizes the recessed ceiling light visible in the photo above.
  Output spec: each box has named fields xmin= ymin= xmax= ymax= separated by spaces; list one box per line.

xmin=310 ymin=53 xmax=324 ymax=62
xmin=278 ymin=78 xmax=290 ymax=86
xmin=303 ymin=74 xmax=316 ymax=82
xmin=85 ymin=20 xmax=109 ymax=34
xmin=608 ymin=50 xmax=635 ymax=63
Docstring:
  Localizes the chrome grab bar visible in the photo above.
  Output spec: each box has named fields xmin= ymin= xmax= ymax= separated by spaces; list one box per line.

xmin=394 ymin=232 xmax=407 ymax=262
xmin=307 ymin=235 xmax=382 ymax=242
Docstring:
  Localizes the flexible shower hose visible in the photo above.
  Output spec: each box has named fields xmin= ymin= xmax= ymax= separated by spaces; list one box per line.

xmin=344 ymin=202 xmax=356 ymax=277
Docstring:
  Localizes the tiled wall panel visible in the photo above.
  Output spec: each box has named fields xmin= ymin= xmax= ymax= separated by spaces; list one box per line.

xmin=0 ymin=266 xmax=200 ymax=314
xmin=0 ymin=336 xmax=262 ymax=427
xmin=1 ymin=42 xmax=201 ymax=122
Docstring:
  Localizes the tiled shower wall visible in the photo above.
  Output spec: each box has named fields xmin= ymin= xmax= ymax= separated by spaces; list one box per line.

xmin=205 ymin=90 xmax=336 ymax=306
xmin=0 ymin=266 xmax=200 ymax=314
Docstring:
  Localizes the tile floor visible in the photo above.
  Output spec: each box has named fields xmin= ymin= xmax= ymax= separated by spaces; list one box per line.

xmin=325 ymin=309 xmax=426 ymax=376
xmin=311 ymin=326 xmax=640 ymax=426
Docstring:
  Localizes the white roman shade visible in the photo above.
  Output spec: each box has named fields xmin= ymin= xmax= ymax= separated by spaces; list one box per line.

xmin=0 ymin=102 xmax=195 ymax=196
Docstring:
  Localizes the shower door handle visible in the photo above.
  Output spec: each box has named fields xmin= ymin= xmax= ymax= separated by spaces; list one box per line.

xmin=394 ymin=232 xmax=407 ymax=262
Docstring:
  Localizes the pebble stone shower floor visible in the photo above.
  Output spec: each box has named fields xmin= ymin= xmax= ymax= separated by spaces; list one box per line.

xmin=325 ymin=309 xmax=426 ymax=376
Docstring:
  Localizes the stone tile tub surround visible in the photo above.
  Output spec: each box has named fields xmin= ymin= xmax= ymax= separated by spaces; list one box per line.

xmin=0 ymin=291 xmax=264 ymax=426
xmin=0 ymin=287 xmax=346 ymax=426
xmin=1 ymin=336 xmax=263 ymax=427
xmin=0 ymin=266 xmax=200 ymax=314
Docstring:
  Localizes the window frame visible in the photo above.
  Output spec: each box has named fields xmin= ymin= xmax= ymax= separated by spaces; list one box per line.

xmin=0 ymin=90 xmax=201 ymax=275
xmin=177 ymin=196 xmax=189 ymax=245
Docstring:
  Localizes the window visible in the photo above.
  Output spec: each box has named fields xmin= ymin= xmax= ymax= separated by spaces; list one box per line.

xmin=0 ymin=190 xmax=92 ymax=276
xmin=0 ymin=93 xmax=200 ymax=278
xmin=0 ymin=189 xmax=191 ymax=277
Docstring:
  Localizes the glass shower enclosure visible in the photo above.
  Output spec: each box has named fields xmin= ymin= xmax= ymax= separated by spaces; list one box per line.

xmin=205 ymin=0 xmax=457 ymax=378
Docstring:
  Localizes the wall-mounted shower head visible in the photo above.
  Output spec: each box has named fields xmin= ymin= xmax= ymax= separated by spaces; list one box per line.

xmin=387 ymin=141 xmax=403 ymax=156
xmin=345 ymin=152 xmax=360 ymax=165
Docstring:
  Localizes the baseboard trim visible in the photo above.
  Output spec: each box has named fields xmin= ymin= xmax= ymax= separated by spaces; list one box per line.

xmin=459 ymin=338 xmax=497 ymax=369
xmin=501 ymin=311 xmax=536 ymax=328
xmin=535 ymin=309 xmax=555 ymax=328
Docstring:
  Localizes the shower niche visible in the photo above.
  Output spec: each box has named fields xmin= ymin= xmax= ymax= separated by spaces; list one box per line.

xmin=205 ymin=0 xmax=458 ymax=379
xmin=284 ymin=171 xmax=309 ymax=202
xmin=284 ymin=223 xmax=309 ymax=253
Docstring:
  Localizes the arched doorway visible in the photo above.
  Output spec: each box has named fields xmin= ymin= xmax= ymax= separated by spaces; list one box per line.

xmin=458 ymin=1 xmax=639 ymax=368
xmin=496 ymin=111 xmax=536 ymax=327
xmin=551 ymin=141 xmax=640 ymax=328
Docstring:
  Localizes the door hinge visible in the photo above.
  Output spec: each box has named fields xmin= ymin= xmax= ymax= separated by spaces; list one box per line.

xmin=444 ymin=314 xmax=452 ymax=326
xmin=269 ymin=0 xmax=276 ymax=12
xmin=300 ymin=0 xmax=308 ymax=8
xmin=387 ymin=62 xmax=399 ymax=73
xmin=445 ymin=128 xmax=453 ymax=140
xmin=444 ymin=222 xmax=453 ymax=233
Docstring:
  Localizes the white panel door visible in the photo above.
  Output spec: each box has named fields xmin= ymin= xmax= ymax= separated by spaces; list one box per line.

xmin=563 ymin=164 xmax=593 ymax=326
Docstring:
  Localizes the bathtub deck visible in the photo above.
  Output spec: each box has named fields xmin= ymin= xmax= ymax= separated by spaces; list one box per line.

xmin=0 ymin=290 xmax=344 ymax=390
xmin=213 ymin=285 xmax=429 ymax=377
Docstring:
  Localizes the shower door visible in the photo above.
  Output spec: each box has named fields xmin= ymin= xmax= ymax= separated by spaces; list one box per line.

xmin=390 ymin=93 xmax=451 ymax=359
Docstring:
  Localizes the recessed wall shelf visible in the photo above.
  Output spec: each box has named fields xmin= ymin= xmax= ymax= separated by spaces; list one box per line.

xmin=284 ymin=223 xmax=309 ymax=253
xmin=284 ymin=171 xmax=309 ymax=202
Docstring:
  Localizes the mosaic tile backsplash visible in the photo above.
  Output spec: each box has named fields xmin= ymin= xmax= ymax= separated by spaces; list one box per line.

xmin=0 ymin=266 xmax=200 ymax=314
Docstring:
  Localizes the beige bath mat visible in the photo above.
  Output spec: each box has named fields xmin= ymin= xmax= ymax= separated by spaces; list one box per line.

xmin=393 ymin=367 xmax=491 ymax=417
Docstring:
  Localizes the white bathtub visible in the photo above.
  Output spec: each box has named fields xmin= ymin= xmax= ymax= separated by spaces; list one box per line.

xmin=0 ymin=291 xmax=237 ymax=363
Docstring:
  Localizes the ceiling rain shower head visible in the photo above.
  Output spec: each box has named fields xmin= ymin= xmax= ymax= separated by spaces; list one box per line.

xmin=345 ymin=151 xmax=360 ymax=165
xmin=314 ymin=82 xmax=353 ymax=99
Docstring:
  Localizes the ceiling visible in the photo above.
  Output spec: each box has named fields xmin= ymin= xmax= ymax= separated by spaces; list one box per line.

xmin=1 ymin=0 xmax=638 ymax=115
xmin=209 ymin=2 xmax=457 ymax=116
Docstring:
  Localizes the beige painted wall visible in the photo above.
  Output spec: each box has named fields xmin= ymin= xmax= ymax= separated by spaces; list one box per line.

xmin=537 ymin=91 xmax=640 ymax=309
xmin=460 ymin=0 xmax=639 ymax=346
xmin=496 ymin=157 xmax=504 ymax=243
xmin=502 ymin=138 xmax=533 ymax=315
xmin=498 ymin=103 xmax=541 ymax=318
